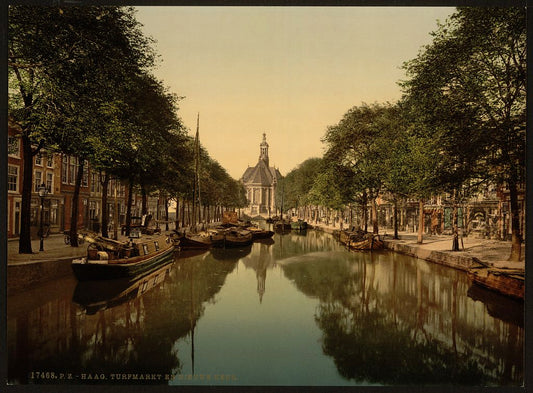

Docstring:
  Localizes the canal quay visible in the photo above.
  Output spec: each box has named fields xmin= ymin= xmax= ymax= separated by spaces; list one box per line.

xmin=7 ymin=225 xmax=524 ymax=386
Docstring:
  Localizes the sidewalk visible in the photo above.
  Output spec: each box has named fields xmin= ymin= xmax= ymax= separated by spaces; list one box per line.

xmin=7 ymin=233 xmax=131 ymax=266
xmin=311 ymin=223 xmax=525 ymax=272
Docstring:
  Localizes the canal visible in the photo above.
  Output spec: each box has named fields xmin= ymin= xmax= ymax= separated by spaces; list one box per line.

xmin=7 ymin=229 xmax=524 ymax=386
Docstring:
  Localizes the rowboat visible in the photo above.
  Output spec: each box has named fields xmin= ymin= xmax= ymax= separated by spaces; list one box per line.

xmin=71 ymin=234 xmax=175 ymax=281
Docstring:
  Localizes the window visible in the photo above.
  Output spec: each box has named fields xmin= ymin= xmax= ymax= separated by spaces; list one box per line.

xmin=46 ymin=173 xmax=53 ymax=193
xmin=35 ymin=153 xmax=42 ymax=166
xmin=8 ymin=136 xmax=20 ymax=157
xmin=91 ymin=173 xmax=96 ymax=193
xmin=46 ymin=154 xmax=53 ymax=168
xmin=62 ymin=155 xmax=68 ymax=184
xmin=8 ymin=165 xmax=18 ymax=192
xmin=34 ymin=171 xmax=42 ymax=192
xmin=82 ymin=161 xmax=88 ymax=187
xmin=69 ymin=156 xmax=76 ymax=185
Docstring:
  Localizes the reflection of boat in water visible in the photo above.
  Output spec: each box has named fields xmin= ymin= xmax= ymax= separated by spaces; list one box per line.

xmin=71 ymin=234 xmax=175 ymax=281
xmin=72 ymin=259 xmax=174 ymax=315
xmin=467 ymin=284 xmax=523 ymax=327
xmin=210 ymin=245 xmax=252 ymax=262
xmin=254 ymin=237 xmax=275 ymax=246
xmin=177 ymin=248 xmax=210 ymax=259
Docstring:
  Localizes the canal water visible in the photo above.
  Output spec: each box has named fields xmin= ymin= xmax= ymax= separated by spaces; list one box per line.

xmin=7 ymin=229 xmax=524 ymax=386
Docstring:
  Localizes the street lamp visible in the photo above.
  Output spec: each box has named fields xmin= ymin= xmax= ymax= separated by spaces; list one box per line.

xmin=38 ymin=183 xmax=48 ymax=251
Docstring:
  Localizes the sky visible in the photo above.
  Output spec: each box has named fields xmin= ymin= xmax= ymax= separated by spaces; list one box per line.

xmin=134 ymin=6 xmax=455 ymax=179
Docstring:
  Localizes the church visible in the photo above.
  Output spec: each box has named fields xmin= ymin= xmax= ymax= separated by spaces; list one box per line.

xmin=241 ymin=134 xmax=282 ymax=217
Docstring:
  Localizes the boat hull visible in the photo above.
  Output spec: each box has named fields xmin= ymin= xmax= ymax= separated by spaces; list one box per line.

xmin=291 ymin=221 xmax=307 ymax=230
xmin=468 ymin=268 xmax=524 ymax=300
xmin=72 ymin=246 xmax=174 ymax=281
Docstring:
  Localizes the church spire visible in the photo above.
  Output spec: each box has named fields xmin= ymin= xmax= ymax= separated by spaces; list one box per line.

xmin=259 ymin=133 xmax=269 ymax=167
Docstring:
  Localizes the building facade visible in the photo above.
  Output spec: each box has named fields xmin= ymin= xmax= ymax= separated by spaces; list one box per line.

xmin=241 ymin=134 xmax=282 ymax=217
xmin=7 ymin=123 xmax=161 ymax=239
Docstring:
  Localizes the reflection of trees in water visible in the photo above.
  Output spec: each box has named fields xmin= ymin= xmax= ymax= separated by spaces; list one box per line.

xmin=282 ymin=251 xmax=523 ymax=385
xmin=9 ymin=254 xmax=237 ymax=384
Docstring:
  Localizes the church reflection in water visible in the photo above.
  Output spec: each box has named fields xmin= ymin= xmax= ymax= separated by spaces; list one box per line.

xmin=7 ymin=229 xmax=524 ymax=386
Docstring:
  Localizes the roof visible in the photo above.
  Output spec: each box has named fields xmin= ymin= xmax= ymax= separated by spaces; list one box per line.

xmin=242 ymin=159 xmax=280 ymax=186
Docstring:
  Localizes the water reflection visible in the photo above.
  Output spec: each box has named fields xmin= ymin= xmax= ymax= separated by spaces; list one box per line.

xmin=281 ymin=249 xmax=523 ymax=385
xmin=7 ymin=229 xmax=524 ymax=386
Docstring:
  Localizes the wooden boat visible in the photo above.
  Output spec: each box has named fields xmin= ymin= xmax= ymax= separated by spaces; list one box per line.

xmin=349 ymin=233 xmax=384 ymax=250
xmin=72 ymin=259 xmax=174 ymax=314
xmin=71 ymin=234 xmax=175 ymax=281
xmin=339 ymin=227 xmax=366 ymax=246
xmin=467 ymin=265 xmax=524 ymax=300
xmin=175 ymin=229 xmax=224 ymax=250
xmin=221 ymin=228 xmax=253 ymax=248
xmin=274 ymin=220 xmax=292 ymax=232
xmin=245 ymin=226 xmax=275 ymax=240
xmin=291 ymin=219 xmax=307 ymax=230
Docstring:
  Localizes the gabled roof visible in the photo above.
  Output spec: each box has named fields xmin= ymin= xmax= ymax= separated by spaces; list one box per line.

xmin=242 ymin=159 xmax=280 ymax=186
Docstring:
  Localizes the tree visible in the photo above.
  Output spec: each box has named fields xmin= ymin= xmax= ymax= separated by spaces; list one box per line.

xmin=401 ymin=7 xmax=526 ymax=258
xmin=321 ymin=103 xmax=398 ymax=234
xmin=8 ymin=6 xmax=156 ymax=250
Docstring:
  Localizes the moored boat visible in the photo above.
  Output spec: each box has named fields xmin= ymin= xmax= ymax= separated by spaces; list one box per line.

xmin=467 ymin=265 xmax=524 ymax=300
xmin=245 ymin=226 xmax=275 ymax=240
xmin=72 ymin=259 xmax=174 ymax=314
xmin=178 ymin=229 xmax=224 ymax=250
xmin=71 ymin=234 xmax=175 ymax=281
xmin=274 ymin=220 xmax=292 ymax=232
xmin=221 ymin=228 xmax=253 ymax=248
xmin=291 ymin=219 xmax=307 ymax=231
xmin=349 ymin=234 xmax=384 ymax=250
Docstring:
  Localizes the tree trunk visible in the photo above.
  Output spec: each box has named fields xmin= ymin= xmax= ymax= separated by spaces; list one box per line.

xmin=372 ymin=197 xmax=379 ymax=234
xmin=417 ymin=199 xmax=424 ymax=244
xmin=125 ymin=178 xmax=134 ymax=237
xmin=69 ymin=159 xmax=84 ymax=247
xmin=165 ymin=197 xmax=169 ymax=231
xmin=452 ymin=190 xmax=460 ymax=251
xmin=393 ymin=198 xmax=399 ymax=239
xmin=174 ymin=197 xmax=181 ymax=230
xmin=18 ymin=134 xmax=35 ymax=254
xmin=101 ymin=173 xmax=110 ymax=238
xmin=181 ymin=199 xmax=186 ymax=228
xmin=141 ymin=183 xmax=147 ymax=216
xmin=508 ymin=178 xmax=522 ymax=261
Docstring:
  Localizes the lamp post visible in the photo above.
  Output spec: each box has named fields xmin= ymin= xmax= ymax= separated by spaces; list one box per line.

xmin=38 ymin=183 xmax=48 ymax=251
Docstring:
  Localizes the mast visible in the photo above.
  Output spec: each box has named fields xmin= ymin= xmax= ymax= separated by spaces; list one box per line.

xmin=192 ymin=113 xmax=201 ymax=231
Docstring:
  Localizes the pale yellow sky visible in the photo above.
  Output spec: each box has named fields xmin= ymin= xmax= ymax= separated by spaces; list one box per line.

xmin=134 ymin=6 xmax=455 ymax=179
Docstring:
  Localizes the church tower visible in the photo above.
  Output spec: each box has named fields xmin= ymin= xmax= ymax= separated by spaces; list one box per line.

xmin=259 ymin=133 xmax=269 ymax=167
xmin=241 ymin=133 xmax=281 ymax=216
